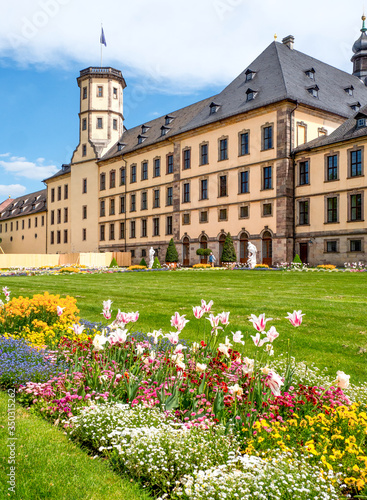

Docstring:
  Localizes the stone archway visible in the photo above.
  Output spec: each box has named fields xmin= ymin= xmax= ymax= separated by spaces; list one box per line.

xmin=262 ymin=231 xmax=272 ymax=267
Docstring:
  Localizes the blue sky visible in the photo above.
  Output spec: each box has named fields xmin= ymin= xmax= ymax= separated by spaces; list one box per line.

xmin=0 ymin=0 xmax=364 ymax=200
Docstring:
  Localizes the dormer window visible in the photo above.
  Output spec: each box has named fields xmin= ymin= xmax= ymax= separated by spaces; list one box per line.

xmin=357 ymin=117 xmax=367 ymax=128
xmin=350 ymin=102 xmax=361 ymax=112
xmin=209 ymin=102 xmax=221 ymax=115
xmin=307 ymin=85 xmax=319 ymax=98
xmin=245 ymin=69 xmax=256 ymax=82
xmin=305 ymin=68 xmax=315 ymax=80
xmin=141 ymin=124 xmax=150 ymax=134
xmin=137 ymin=135 xmax=147 ymax=145
xmin=344 ymin=86 xmax=354 ymax=96
xmin=161 ymin=126 xmax=170 ymax=137
xmin=246 ymin=88 xmax=257 ymax=102
xmin=117 ymin=142 xmax=126 ymax=152
xmin=165 ymin=115 xmax=174 ymax=125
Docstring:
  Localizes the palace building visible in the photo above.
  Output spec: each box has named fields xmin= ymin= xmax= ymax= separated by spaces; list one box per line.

xmin=1 ymin=19 xmax=367 ymax=266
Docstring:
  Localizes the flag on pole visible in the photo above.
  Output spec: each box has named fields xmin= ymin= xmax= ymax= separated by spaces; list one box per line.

xmin=100 ymin=27 xmax=107 ymax=47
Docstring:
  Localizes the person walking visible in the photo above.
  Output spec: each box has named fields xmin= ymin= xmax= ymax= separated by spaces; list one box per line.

xmin=208 ymin=252 xmax=216 ymax=267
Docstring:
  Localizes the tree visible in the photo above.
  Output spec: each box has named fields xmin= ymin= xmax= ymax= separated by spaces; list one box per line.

xmin=139 ymin=258 xmax=147 ymax=267
xmin=221 ymin=233 xmax=237 ymax=262
xmin=293 ymin=254 xmax=302 ymax=264
xmin=152 ymin=256 xmax=161 ymax=269
xmin=165 ymin=238 xmax=179 ymax=262
xmin=109 ymin=257 xmax=118 ymax=268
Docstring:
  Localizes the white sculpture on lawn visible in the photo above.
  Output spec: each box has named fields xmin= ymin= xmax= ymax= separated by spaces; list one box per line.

xmin=148 ymin=247 xmax=155 ymax=269
xmin=247 ymin=242 xmax=257 ymax=269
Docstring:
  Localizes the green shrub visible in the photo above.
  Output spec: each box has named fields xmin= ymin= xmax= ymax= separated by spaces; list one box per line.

xmin=221 ymin=233 xmax=237 ymax=262
xmin=196 ymin=248 xmax=211 ymax=256
xmin=293 ymin=254 xmax=302 ymax=264
xmin=109 ymin=258 xmax=118 ymax=268
xmin=165 ymin=238 xmax=179 ymax=263
xmin=152 ymin=257 xmax=161 ymax=269
xmin=139 ymin=258 xmax=147 ymax=267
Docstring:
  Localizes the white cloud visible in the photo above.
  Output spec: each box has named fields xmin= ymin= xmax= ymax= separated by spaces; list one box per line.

xmin=0 ymin=155 xmax=58 ymax=180
xmin=0 ymin=184 xmax=27 ymax=197
xmin=0 ymin=0 xmax=363 ymax=92
xmin=0 ymin=153 xmax=10 ymax=158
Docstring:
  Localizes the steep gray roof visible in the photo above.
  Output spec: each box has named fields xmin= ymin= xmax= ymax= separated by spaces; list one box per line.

xmin=0 ymin=189 xmax=47 ymax=221
xmin=294 ymin=105 xmax=367 ymax=153
xmin=103 ymin=40 xmax=367 ymax=161
xmin=43 ymin=164 xmax=71 ymax=182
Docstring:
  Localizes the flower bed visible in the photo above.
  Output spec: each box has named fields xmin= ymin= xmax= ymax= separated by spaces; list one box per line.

xmin=1 ymin=287 xmax=366 ymax=498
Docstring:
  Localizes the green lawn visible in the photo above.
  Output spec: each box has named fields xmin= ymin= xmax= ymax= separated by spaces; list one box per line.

xmin=0 ymin=270 xmax=366 ymax=383
xmin=0 ymin=391 xmax=152 ymax=500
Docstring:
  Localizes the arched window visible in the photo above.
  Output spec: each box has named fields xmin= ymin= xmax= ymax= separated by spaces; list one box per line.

xmin=239 ymin=232 xmax=248 ymax=263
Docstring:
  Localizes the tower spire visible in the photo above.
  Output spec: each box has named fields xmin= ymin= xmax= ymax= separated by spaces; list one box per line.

xmin=362 ymin=14 xmax=367 ymax=33
xmin=351 ymin=13 xmax=367 ymax=84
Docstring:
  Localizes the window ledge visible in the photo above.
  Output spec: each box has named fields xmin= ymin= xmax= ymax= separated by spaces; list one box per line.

xmin=347 ymin=174 xmax=364 ymax=179
xmin=323 ymin=221 xmax=339 ymax=225
xmin=347 ymin=219 xmax=364 ymax=223
xmin=261 ymin=147 xmax=274 ymax=152
xmin=324 ymin=179 xmax=339 ymax=183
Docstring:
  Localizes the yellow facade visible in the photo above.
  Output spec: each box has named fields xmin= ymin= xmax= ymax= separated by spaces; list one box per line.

xmin=0 ymin=212 xmax=46 ymax=255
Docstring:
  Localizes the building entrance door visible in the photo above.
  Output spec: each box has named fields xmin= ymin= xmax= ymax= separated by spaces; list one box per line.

xmin=240 ymin=233 xmax=248 ymax=264
xmin=262 ymin=231 xmax=272 ymax=267
xmin=299 ymin=242 xmax=308 ymax=264
xmin=183 ymin=237 xmax=190 ymax=266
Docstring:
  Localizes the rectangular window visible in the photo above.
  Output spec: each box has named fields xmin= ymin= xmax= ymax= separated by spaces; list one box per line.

xmin=141 ymin=191 xmax=147 ymax=210
xmin=82 ymin=87 xmax=87 ymax=99
xmin=97 ymin=118 xmax=103 ymax=129
xmin=219 ymin=175 xmax=227 ymax=197
xmin=327 ymin=197 xmax=338 ymax=223
xmin=142 ymin=162 xmax=148 ymax=180
xmin=11 ymin=222 xmax=13 ymax=231
xmin=183 ymin=149 xmax=191 ymax=170
xmin=326 ymin=240 xmax=337 ymax=253
xmin=141 ymin=219 xmax=147 ymax=237
xmin=41 ymin=216 xmax=44 ymax=226
xmin=263 ymin=126 xmax=273 ymax=150
xmin=82 ymin=228 xmax=87 ymax=241
xmin=109 ymin=223 xmax=115 ymax=240
xmin=64 ymin=230 xmax=68 ymax=244
xmin=97 ymin=86 xmax=103 ymax=97
xmin=131 ymin=221 xmax=136 ymax=238
xmin=50 ymin=231 xmax=54 ymax=244
xmin=327 ymin=155 xmax=338 ymax=181
xmin=240 ymin=171 xmax=249 ymax=194
xmin=130 ymin=194 xmax=136 ymax=212
xmin=263 ymin=203 xmax=272 ymax=216
xmin=51 ymin=188 xmax=55 ymax=202
xmin=82 ymin=178 xmax=87 ymax=193
xmin=263 ymin=166 xmax=272 ymax=190
xmin=350 ymin=194 xmax=362 ymax=220
xmin=120 ymin=195 xmax=125 ymax=214
xmin=82 ymin=118 xmax=87 ymax=131
xmin=299 ymin=200 xmax=309 ymax=225
xmin=57 ymin=231 xmax=61 ymax=244
xmin=28 ymin=219 xmax=31 ymax=229
xmin=100 ymin=200 xmax=105 ymax=217
xmin=350 ymin=239 xmax=362 ymax=252
xmin=22 ymin=220 xmax=24 ymax=230
xmin=219 ymin=139 xmax=228 ymax=161
xmin=183 ymin=183 xmax=190 ymax=203
xmin=167 ymin=155 xmax=173 ymax=174
xmin=57 ymin=209 xmax=61 ymax=224
xmin=200 ymin=211 xmax=208 ymax=223
xmin=64 ymin=184 xmax=68 ymax=199
xmin=34 ymin=218 xmax=37 ymax=228
xmin=200 ymin=144 xmax=208 ymax=165
xmin=183 ymin=213 xmax=190 ymax=225
xmin=166 ymin=186 xmax=173 ymax=206
xmin=153 ymin=217 xmax=159 ymax=236
xmin=100 ymin=225 xmax=105 ymax=241
xmin=82 ymin=144 xmax=87 ymax=157
xmin=110 ymin=198 xmax=115 ymax=215
xmin=154 ymin=158 xmax=160 ymax=177
xmin=57 ymin=186 xmax=62 ymax=201
xmin=113 ymin=87 xmax=118 ymax=99
xmin=100 ymin=173 xmax=106 ymax=190
xmin=219 ymin=209 xmax=227 ymax=221
xmin=64 ymin=207 xmax=68 ymax=223
xmin=200 ymin=179 xmax=208 ymax=200
xmin=110 ymin=170 xmax=116 ymax=188
xmin=153 ymin=189 xmax=160 ymax=208
xmin=350 ymin=150 xmax=362 ymax=177
xmin=50 ymin=210 xmax=55 ymax=225
xmin=120 ymin=167 xmax=125 ymax=186
xmin=82 ymin=205 xmax=87 ymax=219
xmin=113 ymin=119 xmax=117 ymax=130
xmin=299 ymin=161 xmax=309 ymax=185
xmin=239 ymin=132 xmax=249 ymax=156
xmin=166 ymin=216 xmax=173 ymax=235
xmin=131 ymin=165 xmax=137 ymax=183
xmin=119 ymin=222 xmax=125 ymax=239
xmin=240 ymin=205 xmax=249 ymax=218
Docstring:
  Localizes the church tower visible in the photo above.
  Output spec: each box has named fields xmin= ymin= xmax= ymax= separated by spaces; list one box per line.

xmin=72 ymin=67 xmax=126 ymax=162
xmin=352 ymin=15 xmax=367 ymax=83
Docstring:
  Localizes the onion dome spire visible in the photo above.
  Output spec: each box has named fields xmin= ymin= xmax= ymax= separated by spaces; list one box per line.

xmin=351 ymin=15 xmax=367 ymax=83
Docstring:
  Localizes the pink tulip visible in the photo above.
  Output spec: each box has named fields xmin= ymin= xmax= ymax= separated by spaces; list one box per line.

xmin=206 ymin=313 xmax=220 ymax=329
xmin=249 ymin=313 xmax=273 ymax=332
xmin=285 ymin=310 xmax=305 ymax=327
xmin=193 ymin=306 xmax=204 ymax=319
xmin=267 ymin=371 xmax=284 ymax=396
xmin=232 ymin=330 xmax=245 ymax=345
xmin=57 ymin=306 xmax=64 ymax=317
xmin=165 ymin=331 xmax=180 ymax=345
xmin=170 ymin=312 xmax=189 ymax=331
xmin=102 ymin=299 xmax=113 ymax=311
xmin=266 ymin=326 xmax=279 ymax=343
xmin=102 ymin=309 xmax=112 ymax=320
xmin=219 ymin=311 xmax=230 ymax=325
xmin=251 ymin=332 xmax=269 ymax=347
xmin=128 ymin=311 xmax=139 ymax=323
xmin=201 ymin=299 xmax=213 ymax=313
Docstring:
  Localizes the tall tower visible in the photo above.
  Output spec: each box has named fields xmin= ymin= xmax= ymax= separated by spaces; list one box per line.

xmin=72 ymin=67 xmax=126 ymax=162
xmin=352 ymin=15 xmax=367 ymax=83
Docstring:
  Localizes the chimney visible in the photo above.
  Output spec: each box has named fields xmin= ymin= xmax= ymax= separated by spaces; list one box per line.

xmin=282 ymin=35 xmax=295 ymax=50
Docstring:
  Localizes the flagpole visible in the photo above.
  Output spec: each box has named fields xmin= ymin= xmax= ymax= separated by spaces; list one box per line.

xmin=100 ymin=23 xmax=103 ymax=67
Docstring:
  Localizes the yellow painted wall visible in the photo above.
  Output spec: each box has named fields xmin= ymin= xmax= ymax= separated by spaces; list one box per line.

xmin=0 ymin=212 xmax=46 ymax=254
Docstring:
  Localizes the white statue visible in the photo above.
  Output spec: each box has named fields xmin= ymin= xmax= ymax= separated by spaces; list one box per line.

xmin=246 ymin=242 xmax=257 ymax=269
xmin=148 ymin=247 xmax=155 ymax=269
